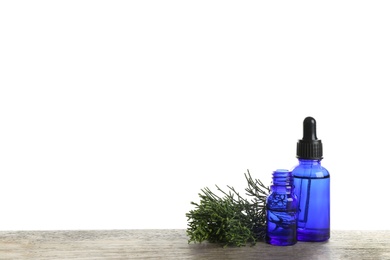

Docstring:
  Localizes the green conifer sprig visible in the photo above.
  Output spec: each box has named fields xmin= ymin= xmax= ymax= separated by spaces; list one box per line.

xmin=186 ymin=170 xmax=270 ymax=247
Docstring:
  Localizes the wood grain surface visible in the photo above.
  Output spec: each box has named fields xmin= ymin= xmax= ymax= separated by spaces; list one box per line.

xmin=1 ymin=230 xmax=389 ymax=259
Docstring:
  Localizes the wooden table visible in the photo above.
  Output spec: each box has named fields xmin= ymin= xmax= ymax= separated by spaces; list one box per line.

xmin=0 ymin=230 xmax=389 ymax=259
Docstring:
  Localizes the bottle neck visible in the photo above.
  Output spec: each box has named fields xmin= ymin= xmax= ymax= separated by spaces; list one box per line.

xmin=271 ymin=170 xmax=293 ymax=187
xmin=297 ymin=158 xmax=322 ymax=166
xmin=271 ymin=185 xmax=293 ymax=193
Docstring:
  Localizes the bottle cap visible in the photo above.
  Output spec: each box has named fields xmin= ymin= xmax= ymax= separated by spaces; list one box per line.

xmin=296 ymin=116 xmax=323 ymax=159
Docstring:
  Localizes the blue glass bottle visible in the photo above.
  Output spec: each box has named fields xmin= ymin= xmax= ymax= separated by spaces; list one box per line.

xmin=266 ymin=169 xmax=297 ymax=246
xmin=292 ymin=117 xmax=330 ymax=242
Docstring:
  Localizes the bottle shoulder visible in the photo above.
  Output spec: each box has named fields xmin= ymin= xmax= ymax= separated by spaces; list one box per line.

xmin=291 ymin=163 xmax=330 ymax=178
xmin=267 ymin=192 xmax=298 ymax=210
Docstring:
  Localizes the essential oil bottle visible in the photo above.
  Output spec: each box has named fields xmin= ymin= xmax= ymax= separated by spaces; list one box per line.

xmin=266 ymin=169 xmax=298 ymax=246
xmin=292 ymin=117 xmax=330 ymax=242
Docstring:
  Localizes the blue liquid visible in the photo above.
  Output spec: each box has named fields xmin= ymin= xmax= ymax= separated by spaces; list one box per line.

xmin=293 ymin=175 xmax=330 ymax=241
xmin=266 ymin=209 xmax=297 ymax=246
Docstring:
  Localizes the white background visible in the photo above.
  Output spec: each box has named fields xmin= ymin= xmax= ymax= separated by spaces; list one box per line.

xmin=1 ymin=1 xmax=389 ymax=230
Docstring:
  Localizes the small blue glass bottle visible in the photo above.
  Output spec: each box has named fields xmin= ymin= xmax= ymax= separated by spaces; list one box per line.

xmin=266 ymin=169 xmax=297 ymax=246
xmin=292 ymin=117 xmax=330 ymax=242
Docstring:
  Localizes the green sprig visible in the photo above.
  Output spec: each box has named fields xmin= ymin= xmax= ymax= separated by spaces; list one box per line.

xmin=186 ymin=170 xmax=270 ymax=247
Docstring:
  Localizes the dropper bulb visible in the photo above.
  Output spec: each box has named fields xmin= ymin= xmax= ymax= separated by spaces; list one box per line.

xmin=303 ymin=117 xmax=317 ymax=141
xmin=296 ymin=116 xmax=323 ymax=159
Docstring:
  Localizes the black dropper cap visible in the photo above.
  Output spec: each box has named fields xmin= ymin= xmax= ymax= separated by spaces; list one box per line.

xmin=296 ymin=117 xmax=323 ymax=159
